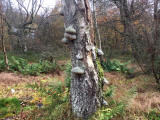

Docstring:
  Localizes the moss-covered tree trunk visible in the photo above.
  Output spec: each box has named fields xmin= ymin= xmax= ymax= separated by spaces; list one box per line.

xmin=62 ymin=0 xmax=105 ymax=119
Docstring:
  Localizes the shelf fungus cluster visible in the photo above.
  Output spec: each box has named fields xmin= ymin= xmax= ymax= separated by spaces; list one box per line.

xmin=62 ymin=25 xmax=85 ymax=75
xmin=61 ymin=25 xmax=77 ymax=44
xmin=72 ymin=51 xmax=85 ymax=75
xmin=72 ymin=50 xmax=85 ymax=75
xmin=61 ymin=38 xmax=69 ymax=44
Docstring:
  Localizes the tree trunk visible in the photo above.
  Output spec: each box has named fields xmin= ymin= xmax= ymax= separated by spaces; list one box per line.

xmin=0 ymin=4 xmax=9 ymax=70
xmin=92 ymin=0 xmax=103 ymax=62
xmin=93 ymin=0 xmax=102 ymax=49
xmin=152 ymin=0 xmax=160 ymax=83
xmin=122 ymin=23 xmax=128 ymax=54
xmin=62 ymin=0 xmax=103 ymax=119
xmin=1 ymin=30 xmax=9 ymax=70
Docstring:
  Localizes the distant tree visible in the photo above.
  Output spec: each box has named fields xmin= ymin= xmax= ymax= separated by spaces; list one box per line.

xmin=1 ymin=0 xmax=43 ymax=52
xmin=151 ymin=0 xmax=160 ymax=83
xmin=0 ymin=2 xmax=9 ymax=70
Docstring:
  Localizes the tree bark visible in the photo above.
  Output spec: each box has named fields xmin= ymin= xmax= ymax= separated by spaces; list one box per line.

xmin=92 ymin=0 xmax=103 ymax=62
xmin=0 ymin=3 xmax=9 ymax=70
xmin=62 ymin=0 xmax=102 ymax=119
xmin=152 ymin=0 xmax=160 ymax=83
xmin=1 ymin=26 xmax=9 ymax=70
xmin=93 ymin=0 xmax=102 ymax=50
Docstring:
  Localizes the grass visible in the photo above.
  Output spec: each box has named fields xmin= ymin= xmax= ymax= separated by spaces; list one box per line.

xmin=0 ymin=69 xmax=159 ymax=120
xmin=0 ymin=98 xmax=21 ymax=119
xmin=106 ymin=72 xmax=160 ymax=120
xmin=0 ymin=52 xmax=159 ymax=120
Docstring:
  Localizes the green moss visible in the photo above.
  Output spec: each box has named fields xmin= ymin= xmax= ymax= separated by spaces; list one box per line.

xmin=96 ymin=58 xmax=104 ymax=81
xmin=96 ymin=58 xmax=105 ymax=100
xmin=95 ymin=48 xmax=104 ymax=80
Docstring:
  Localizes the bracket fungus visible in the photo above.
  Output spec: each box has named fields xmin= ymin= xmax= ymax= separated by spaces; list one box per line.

xmin=64 ymin=33 xmax=76 ymax=41
xmin=71 ymin=67 xmax=85 ymax=75
xmin=97 ymin=49 xmax=104 ymax=56
xmin=103 ymin=78 xmax=110 ymax=85
xmin=65 ymin=25 xmax=77 ymax=34
xmin=61 ymin=38 xmax=69 ymax=44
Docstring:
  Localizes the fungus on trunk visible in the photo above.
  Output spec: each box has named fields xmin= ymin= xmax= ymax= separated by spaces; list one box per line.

xmin=62 ymin=38 xmax=69 ymax=44
xmin=62 ymin=0 xmax=107 ymax=118
xmin=65 ymin=25 xmax=77 ymax=34
xmin=64 ymin=33 xmax=77 ymax=41
xmin=71 ymin=66 xmax=85 ymax=75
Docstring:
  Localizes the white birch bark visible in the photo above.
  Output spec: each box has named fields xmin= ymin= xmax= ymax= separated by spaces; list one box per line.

xmin=62 ymin=0 xmax=103 ymax=118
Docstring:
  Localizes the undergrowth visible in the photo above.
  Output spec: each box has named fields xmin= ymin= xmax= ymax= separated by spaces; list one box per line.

xmin=0 ymin=98 xmax=21 ymax=119
xmin=102 ymin=59 xmax=134 ymax=75
xmin=26 ymin=80 xmax=70 ymax=120
xmin=65 ymin=63 xmax=72 ymax=89
xmin=0 ymin=56 xmax=61 ymax=76
xmin=25 ymin=64 xmax=73 ymax=119
xmin=0 ymin=58 xmax=159 ymax=120
xmin=91 ymin=85 xmax=125 ymax=120
xmin=146 ymin=109 xmax=160 ymax=120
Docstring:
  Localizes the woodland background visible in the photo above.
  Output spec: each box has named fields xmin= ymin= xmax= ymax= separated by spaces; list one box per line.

xmin=0 ymin=0 xmax=160 ymax=120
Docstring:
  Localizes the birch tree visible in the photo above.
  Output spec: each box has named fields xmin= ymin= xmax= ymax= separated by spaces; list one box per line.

xmin=61 ymin=0 xmax=108 ymax=119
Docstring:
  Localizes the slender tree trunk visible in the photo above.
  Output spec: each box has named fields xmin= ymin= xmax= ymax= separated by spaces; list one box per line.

xmin=1 ymin=26 xmax=9 ymax=70
xmin=93 ymin=0 xmax=102 ymax=50
xmin=0 ymin=4 xmax=9 ymax=70
xmin=92 ymin=0 xmax=103 ymax=62
xmin=62 ymin=0 xmax=103 ymax=119
xmin=122 ymin=23 xmax=128 ymax=53
xmin=152 ymin=0 xmax=160 ymax=83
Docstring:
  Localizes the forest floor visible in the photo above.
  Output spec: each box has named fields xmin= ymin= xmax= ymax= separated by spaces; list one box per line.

xmin=0 ymin=60 xmax=160 ymax=120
